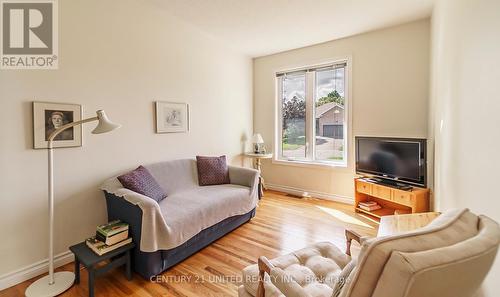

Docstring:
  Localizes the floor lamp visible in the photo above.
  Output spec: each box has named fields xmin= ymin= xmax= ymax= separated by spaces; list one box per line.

xmin=25 ymin=110 xmax=121 ymax=297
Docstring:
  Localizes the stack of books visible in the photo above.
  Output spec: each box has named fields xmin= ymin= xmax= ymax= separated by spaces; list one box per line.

xmin=358 ymin=201 xmax=382 ymax=211
xmin=86 ymin=220 xmax=132 ymax=256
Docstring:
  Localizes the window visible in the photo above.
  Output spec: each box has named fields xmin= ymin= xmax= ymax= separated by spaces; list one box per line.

xmin=277 ymin=61 xmax=348 ymax=166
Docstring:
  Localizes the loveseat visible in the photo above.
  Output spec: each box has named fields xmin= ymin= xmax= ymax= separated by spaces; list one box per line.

xmin=101 ymin=159 xmax=260 ymax=278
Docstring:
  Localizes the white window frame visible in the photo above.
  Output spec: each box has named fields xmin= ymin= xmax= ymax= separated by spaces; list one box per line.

xmin=274 ymin=58 xmax=352 ymax=169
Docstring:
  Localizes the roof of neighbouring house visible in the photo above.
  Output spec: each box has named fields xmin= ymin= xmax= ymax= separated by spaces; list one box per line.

xmin=315 ymin=102 xmax=344 ymax=119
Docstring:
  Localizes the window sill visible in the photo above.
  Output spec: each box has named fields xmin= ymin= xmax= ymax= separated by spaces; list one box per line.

xmin=272 ymin=158 xmax=348 ymax=170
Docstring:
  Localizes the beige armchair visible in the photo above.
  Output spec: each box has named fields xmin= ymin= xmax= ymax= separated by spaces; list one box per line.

xmin=238 ymin=209 xmax=500 ymax=297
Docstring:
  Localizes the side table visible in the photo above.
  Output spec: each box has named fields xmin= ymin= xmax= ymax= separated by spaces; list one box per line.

xmin=244 ymin=152 xmax=273 ymax=198
xmin=377 ymin=212 xmax=441 ymax=237
xmin=69 ymin=241 xmax=135 ymax=297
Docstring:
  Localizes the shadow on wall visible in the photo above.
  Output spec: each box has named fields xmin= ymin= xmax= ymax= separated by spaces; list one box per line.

xmin=4 ymin=183 xmax=107 ymax=271
xmin=474 ymin=288 xmax=485 ymax=297
xmin=24 ymin=101 xmax=33 ymax=150
xmin=57 ymin=185 xmax=109 ymax=242
xmin=239 ymin=132 xmax=249 ymax=166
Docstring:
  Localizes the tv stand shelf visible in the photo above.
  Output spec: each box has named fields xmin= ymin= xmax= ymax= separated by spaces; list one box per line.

xmin=355 ymin=206 xmax=409 ymax=219
xmin=354 ymin=178 xmax=430 ymax=223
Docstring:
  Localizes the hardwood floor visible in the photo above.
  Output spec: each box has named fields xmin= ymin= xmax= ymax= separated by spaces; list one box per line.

xmin=1 ymin=191 xmax=378 ymax=297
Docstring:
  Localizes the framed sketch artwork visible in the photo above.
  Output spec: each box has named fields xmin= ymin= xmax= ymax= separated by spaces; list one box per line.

xmin=155 ymin=101 xmax=189 ymax=133
xmin=33 ymin=102 xmax=83 ymax=149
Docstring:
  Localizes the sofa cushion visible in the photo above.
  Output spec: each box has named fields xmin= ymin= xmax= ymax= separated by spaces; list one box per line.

xmin=158 ymin=184 xmax=254 ymax=247
xmin=241 ymin=242 xmax=350 ymax=297
xmin=117 ymin=165 xmax=167 ymax=202
xmin=196 ymin=155 xmax=230 ymax=186
xmin=145 ymin=159 xmax=198 ymax=195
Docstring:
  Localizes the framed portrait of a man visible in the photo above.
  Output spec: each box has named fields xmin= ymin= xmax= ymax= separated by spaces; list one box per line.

xmin=155 ymin=101 xmax=189 ymax=133
xmin=33 ymin=102 xmax=83 ymax=149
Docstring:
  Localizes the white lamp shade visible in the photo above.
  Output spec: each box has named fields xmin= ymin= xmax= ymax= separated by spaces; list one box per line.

xmin=252 ymin=133 xmax=264 ymax=143
xmin=92 ymin=110 xmax=121 ymax=134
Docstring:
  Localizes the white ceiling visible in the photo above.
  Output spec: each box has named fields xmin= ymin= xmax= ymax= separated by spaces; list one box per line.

xmin=156 ymin=0 xmax=435 ymax=57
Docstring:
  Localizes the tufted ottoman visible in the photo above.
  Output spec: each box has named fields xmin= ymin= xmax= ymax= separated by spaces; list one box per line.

xmin=239 ymin=242 xmax=353 ymax=297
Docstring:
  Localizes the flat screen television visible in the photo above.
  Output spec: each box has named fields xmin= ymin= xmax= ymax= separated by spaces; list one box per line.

xmin=355 ymin=136 xmax=427 ymax=187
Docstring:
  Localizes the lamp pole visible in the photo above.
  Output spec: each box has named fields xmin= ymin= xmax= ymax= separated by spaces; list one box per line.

xmin=26 ymin=111 xmax=120 ymax=297
xmin=46 ymin=117 xmax=98 ymax=284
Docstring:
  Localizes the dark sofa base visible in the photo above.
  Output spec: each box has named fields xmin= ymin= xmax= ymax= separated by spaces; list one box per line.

xmin=104 ymin=192 xmax=256 ymax=279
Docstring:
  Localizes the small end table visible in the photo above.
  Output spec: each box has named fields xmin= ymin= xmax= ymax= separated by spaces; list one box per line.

xmin=244 ymin=152 xmax=273 ymax=198
xmin=377 ymin=212 xmax=441 ymax=237
xmin=69 ymin=241 xmax=135 ymax=297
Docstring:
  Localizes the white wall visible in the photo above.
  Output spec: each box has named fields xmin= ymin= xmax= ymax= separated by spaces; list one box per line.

xmin=0 ymin=0 xmax=252 ymax=277
xmin=253 ymin=20 xmax=430 ymax=201
xmin=430 ymin=0 xmax=500 ymax=295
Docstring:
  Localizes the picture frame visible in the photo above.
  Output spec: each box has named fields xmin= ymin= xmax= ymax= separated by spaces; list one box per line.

xmin=33 ymin=101 xmax=83 ymax=149
xmin=155 ymin=101 xmax=189 ymax=133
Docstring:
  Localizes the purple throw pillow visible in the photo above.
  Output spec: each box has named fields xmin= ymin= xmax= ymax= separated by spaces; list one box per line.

xmin=196 ymin=155 xmax=231 ymax=186
xmin=117 ymin=166 xmax=167 ymax=202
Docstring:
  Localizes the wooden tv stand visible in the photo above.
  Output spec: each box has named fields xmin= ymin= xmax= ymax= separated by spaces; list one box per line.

xmin=354 ymin=178 xmax=430 ymax=223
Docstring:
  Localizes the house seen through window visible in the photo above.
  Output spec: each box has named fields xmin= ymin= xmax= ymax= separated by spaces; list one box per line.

xmin=277 ymin=61 xmax=347 ymax=165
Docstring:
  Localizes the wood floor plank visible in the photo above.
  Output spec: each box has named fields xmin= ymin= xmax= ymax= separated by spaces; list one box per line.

xmin=0 ymin=191 xmax=377 ymax=297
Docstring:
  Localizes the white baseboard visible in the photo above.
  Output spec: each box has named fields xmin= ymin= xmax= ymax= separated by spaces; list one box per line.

xmin=0 ymin=251 xmax=74 ymax=291
xmin=266 ymin=183 xmax=354 ymax=205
